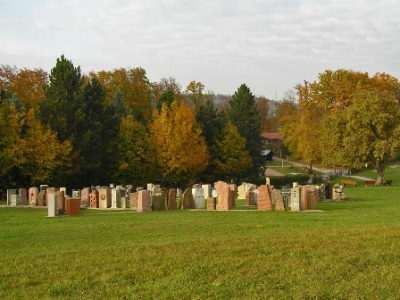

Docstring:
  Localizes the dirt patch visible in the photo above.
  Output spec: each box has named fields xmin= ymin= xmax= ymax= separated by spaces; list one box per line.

xmin=264 ymin=168 xmax=285 ymax=176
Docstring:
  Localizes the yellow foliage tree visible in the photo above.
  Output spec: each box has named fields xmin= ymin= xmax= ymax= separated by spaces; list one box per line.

xmin=22 ymin=109 xmax=73 ymax=184
xmin=149 ymin=100 xmax=209 ymax=186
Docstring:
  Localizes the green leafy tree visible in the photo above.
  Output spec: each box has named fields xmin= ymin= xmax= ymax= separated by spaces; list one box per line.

xmin=185 ymin=80 xmax=206 ymax=111
xmin=213 ymin=122 xmax=252 ymax=181
xmin=114 ymin=115 xmax=155 ymax=186
xmin=341 ymin=90 xmax=400 ymax=184
xmin=0 ymin=101 xmax=25 ymax=188
xmin=228 ymin=84 xmax=264 ymax=177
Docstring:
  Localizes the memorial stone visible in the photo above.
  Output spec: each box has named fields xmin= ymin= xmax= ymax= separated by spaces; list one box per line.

xmin=129 ymin=192 xmax=138 ymax=210
xmin=80 ymin=188 xmax=90 ymax=207
xmin=72 ymin=189 xmax=81 ymax=198
xmin=99 ymin=188 xmax=111 ymax=209
xmin=47 ymin=194 xmax=58 ymax=217
xmin=275 ymin=196 xmax=286 ymax=211
xmin=65 ymin=198 xmax=81 ymax=215
xmin=245 ymin=190 xmax=253 ymax=205
xmin=182 ymin=188 xmax=195 ymax=209
xmin=167 ymin=189 xmax=177 ymax=210
xmin=57 ymin=191 xmax=65 ymax=214
xmin=258 ymin=185 xmax=272 ymax=211
xmin=207 ymin=197 xmax=216 ymax=210
xmin=10 ymin=194 xmax=21 ymax=206
xmin=137 ymin=190 xmax=151 ymax=212
xmin=37 ymin=190 xmax=46 ymax=206
xmin=228 ymin=184 xmax=237 ymax=207
xmin=46 ymin=188 xmax=58 ymax=207
xmin=152 ymin=185 xmax=165 ymax=211
xmin=215 ymin=181 xmax=231 ymax=211
xmin=202 ymin=184 xmax=211 ymax=200
xmin=192 ymin=184 xmax=204 ymax=209
xmin=28 ymin=187 xmax=38 ymax=206
xmin=19 ymin=188 xmax=28 ymax=205
xmin=111 ymin=188 xmax=121 ymax=208
xmin=7 ymin=189 xmax=16 ymax=206
xmin=90 ymin=190 xmax=99 ymax=208
xmin=291 ymin=186 xmax=301 ymax=211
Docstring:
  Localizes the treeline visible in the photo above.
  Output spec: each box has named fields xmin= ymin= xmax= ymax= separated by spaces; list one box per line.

xmin=1 ymin=55 xmax=275 ymax=190
xmin=278 ymin=69 xmax=400 ymax=184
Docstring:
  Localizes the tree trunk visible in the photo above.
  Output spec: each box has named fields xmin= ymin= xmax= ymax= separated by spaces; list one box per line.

xmin=374 ymin=159 xmax=385 ymax=185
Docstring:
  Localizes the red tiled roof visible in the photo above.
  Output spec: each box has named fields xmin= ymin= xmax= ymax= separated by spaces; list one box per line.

xmin=261 ymin=132 xmax=283 ymax=140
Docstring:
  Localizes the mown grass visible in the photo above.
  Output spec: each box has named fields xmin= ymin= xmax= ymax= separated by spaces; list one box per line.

xmin=1 ymin=186 xmax=400 ymax=299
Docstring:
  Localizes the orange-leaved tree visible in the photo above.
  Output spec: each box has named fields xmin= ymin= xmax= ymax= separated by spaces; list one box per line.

xmin=149 ymin=100 xmax=209 ymax=187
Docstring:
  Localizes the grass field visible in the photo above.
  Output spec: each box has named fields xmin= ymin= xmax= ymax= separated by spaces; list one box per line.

xmin=1 ymin=186 xmax=400 ymax=299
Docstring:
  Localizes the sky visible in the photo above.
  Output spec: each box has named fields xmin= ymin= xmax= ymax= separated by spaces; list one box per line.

xmin=1 ymin=0 xmax=400 ymax=99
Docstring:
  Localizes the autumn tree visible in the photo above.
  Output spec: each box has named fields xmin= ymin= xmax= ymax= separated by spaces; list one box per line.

xmin=276 ymin=95 xmax=300 ymax=157
xmin=228 ymin=84 xmax=264 ymax=177
xmin=0 ymin=100 xmax=25 ymax=188
xmin=1 ymin=65 xmax=47 ymax=110
xmin=149 ymin=100 xmax=209 ymax=187
xmin=91 ymin=67 xmax=152 ymax=121
xmin=327 ymin=90 xmax=400 ymax=184
xmin=256 ymin=96 xmax=269 ymax=132
xmin=21 ymin=110 xmax=72 ymax=185
xmin=114 ymin=115 xmax=155 ymax=186
xmin=185 ymin=80 xmax=206 ymax=111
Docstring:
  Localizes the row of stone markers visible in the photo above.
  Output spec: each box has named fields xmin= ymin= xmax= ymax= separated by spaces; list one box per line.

xmin=5 ymin=179 xmax=347 ymax=215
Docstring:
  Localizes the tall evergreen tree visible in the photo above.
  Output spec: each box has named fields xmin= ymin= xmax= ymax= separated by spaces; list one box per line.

xmin=228 ymin=84 xmax=265 ymax=178
xmin=195 ymin=98 xmax=226 ymax=182
xmin=38 ymin=55 xmax=85 ymax=141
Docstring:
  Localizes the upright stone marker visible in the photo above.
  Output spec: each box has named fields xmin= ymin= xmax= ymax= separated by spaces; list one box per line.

xmin=167 ymin=189 xmax=177 ymax=210
xmin=202 ymin=184 xmax=211 ymax=200
xmin=192 ymin=184 xmax=204 ymax=209
xmin=47 ymin=194 xmax=58 ymax=217
xmin=65 ymin=198 xmax=81 ymax=216
xmin=10 ymin=194 xmax=21 ymax=206
xmin=207 ymin=197 xmax=216 ymax=210
xmin=37 ymin=190 xmax=46 ymax=206
xmin=111 ymin=188 xmax=121 ymax=208
xmin=129 ymin=192 xmax=138 ymax=210
xmin=137 ymin=190 xmax=151 ymax=212
xmin=90 ymin=190 xmax=99 ymax=208
xmin=215 ymin=181 xmax=231 ymax=211
xmin=258 ymin=185 xmax=272 ymax=211
xmin=7 ymin=189 xmax=16 ymax=206
xmin=80 ymin=188 xmax=90 ymax=207
xmin=228 ymin=184 xmax=237 ymax=207
xmin=28 ymin=187 xmax=38 ymax=206
xmin=182 ymin=188 xmax=195 ymax=209
xmin=291 ymin=186 xmax=301 ymax=211
xmin=99 ymin=188 xmax=111 ymax=209
xmin=275 ymin=196 xmax=286 ymax=211
xmin=57 ymin=191 xmax=65 ymax=214
xmin=152 ymin=185 xmax=165 ymax=211
xmin=19 ymin=188 xmax=28 ymax=205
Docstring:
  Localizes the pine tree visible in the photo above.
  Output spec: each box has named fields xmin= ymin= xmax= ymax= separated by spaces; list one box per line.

xmin=228 ymin=84 xmax=264 ymax=178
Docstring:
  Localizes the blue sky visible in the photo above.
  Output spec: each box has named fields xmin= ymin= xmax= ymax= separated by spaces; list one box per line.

xmin=1 ymin=0 xmax=399 ymax=99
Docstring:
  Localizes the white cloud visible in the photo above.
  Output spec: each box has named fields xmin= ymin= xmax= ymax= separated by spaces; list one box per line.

xmin=1 ymin=0 xmax=399 ymax=98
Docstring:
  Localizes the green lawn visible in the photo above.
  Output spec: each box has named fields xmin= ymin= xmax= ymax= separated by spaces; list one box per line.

xmin=351 ymin=162 xmax=400 ymax=184
xmin=266 ymin=159 xmax=310 ymax=176
xmin=1 ymin=186 xmax=400 ymax=299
